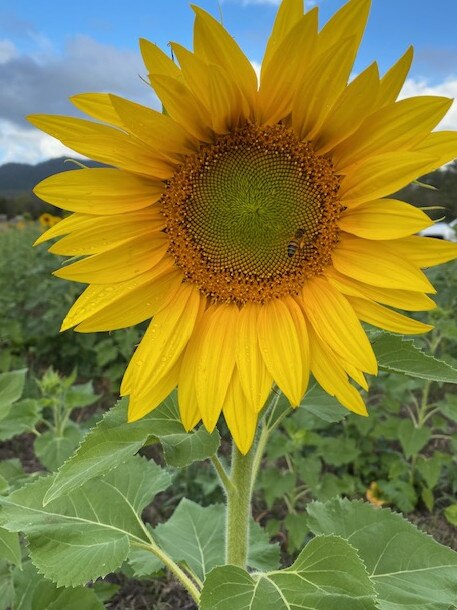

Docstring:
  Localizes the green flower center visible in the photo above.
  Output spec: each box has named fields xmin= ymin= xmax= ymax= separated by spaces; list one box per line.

xmin=162 ymin=124 xmax=342 ymax=304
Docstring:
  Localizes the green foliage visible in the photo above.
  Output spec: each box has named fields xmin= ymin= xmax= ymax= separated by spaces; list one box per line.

xmin=308 ymin=498 xmax=457 ymax=610
xmin=0 ymin=456 xmax=171 ymax=587
xmin=0 ymin=224 xmax=141 ymax=389
xmin=145 ymin=499 xmax=279 ymax=581
xmin=200 ymin=535 xmax=377 ymax=610
xmin=372 ymin=331 xmax=457 ymax=382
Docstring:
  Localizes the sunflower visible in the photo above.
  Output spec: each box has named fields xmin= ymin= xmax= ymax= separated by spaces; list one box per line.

xmin=38 ymin=213 xmax=61 ymax=229
xmin=31 ymin=0 xmax=457 ymax=453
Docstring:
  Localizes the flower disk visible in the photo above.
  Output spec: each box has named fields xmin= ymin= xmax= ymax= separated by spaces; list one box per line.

xmin=31 ymin=0 xmax=457 ymax=453
xmin=163 ymin=123 xmax=341 ymax=303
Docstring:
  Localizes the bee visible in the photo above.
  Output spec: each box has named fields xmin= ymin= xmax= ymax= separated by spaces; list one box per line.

xmin=287 ymin=228 xmax=306 ymax=258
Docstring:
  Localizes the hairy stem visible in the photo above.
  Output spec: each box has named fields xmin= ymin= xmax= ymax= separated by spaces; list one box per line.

xmin=225 ymin=443 xmax=255 ymax=567
xmin=133 ymin=541 xmax=201 ymax=604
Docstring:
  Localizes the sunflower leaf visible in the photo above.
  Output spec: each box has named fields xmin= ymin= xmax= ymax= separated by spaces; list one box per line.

xmin=44 ymin=394 xmax=183 ymax=504
xmin=153 ymin=499 xmax=279 ymax=581
xmin=0 ymin=456 xmax=171 ymax=587
xmin=161 ymin=426 xmax=220 ymax=468
xmin=13 ymin=561 xmax=105 ymax=610
xmin=372 ymin=332 xmax=457 ymax=383
xmin=307 ymin=497 xmax=457 ymax=610
xmin=200 ymin=535 xmax=377 ymax=610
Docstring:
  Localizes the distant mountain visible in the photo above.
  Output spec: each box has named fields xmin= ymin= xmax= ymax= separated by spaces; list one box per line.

xmin=0 ymin=157 xmax=103 ymax=198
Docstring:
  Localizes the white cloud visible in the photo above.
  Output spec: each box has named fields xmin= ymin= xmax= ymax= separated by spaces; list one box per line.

xmin=400 ymin=77 xmax=457 ymax=131
xmin=0 ymin=34 xmax=161 ymax=165
xmin=0 ymin=119 xmax=85 ymax=165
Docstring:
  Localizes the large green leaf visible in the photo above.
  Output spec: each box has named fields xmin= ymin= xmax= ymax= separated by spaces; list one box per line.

xmin=152 ymin=499 xmax=279 ymax=581
xmin=268 ymin=383 xmax=347 ymax=431
xmin=44 ymin=395 xmax=183 ymax=503
xmin=200 ymin=535 xmax=377 ymax=610
xmin=307 ymin=497 xmax=457 ymax=610
xmin=13 ymin=562 xmax=104 ymax=610
xmin=0 ymin=456 xmax=171 ymax=586
xmin=300 ymin=383 xmax=348 ymax=423
xmin=0 ymin=527 xmax=21 ymax=567
xmin=373 ymin=333 xmax=457 ymax=382
xmin=161 ymin=426 xmax=220 ymax=468
xmin=0 ymin=369 xmax=27 ymax=415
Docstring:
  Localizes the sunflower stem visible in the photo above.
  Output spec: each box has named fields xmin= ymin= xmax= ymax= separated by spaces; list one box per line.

xmin=211 ymin=454 xmax=236 ymax=494
xmin=226 ymin=443 xmax=255 ymax=568
xmin=132 ymin=541 xmax=200 ymax=604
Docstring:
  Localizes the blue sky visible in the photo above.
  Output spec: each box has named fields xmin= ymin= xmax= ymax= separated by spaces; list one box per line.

xmin=1 ymin=0 xmax=456 ymax=164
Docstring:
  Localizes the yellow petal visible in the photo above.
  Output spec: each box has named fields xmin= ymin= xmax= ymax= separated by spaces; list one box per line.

xmin=223 ymin=369 xmax=258 ymax=455
xmin=333 ymin=96 xmax=452 ymax=171
xmin=70 ymin=93 xmax=124 ymax=128
xmin=170 ymin=43 xmax=212 ymax=109
xmin=339 ymin=152 xmax=435 ymax=205
xmin=292 ymin=36 xmax=355 ymax=140
xmin=125 ymin=283 xmax=202 ymax=401
xmin=148 ymin=74 xmax=213 ymax=142
xmin=259 ymin=9 xmax=318 ymax=125
xmin=347 ymin=296 xmax=433 ymax=335
xmin=178 ymin=348 xmax=201 ymax=432
xmin=194 ymin=304 xmax=239 ymax=432
xmin=332 ymin=235 xmax=435 ymax=293
xmin=140 ymin=38 xmax=182 ymax=80
xmin=257 ymin=298 xmax=306 ymax=406
xmin=308 ymin=325 xmax=368 ymax=416
xmin=72 ymin=269 xmax=183 ymax=333
xmin=413 ymin=131 xmax=457 ymax=170
xmin=324 ymin=267 xmax=436 ymax=312
xmin=177 ymin=300 xmax=209 ymax=431
xmin=49 ymin=209 xmax=164 ymax=256
xmin=192 ymin=6 xmax=257 ymax=118
xmin=236 ymin=303 xmax=273 ymax=413
xmin=27 ymin=115 xmax=175 ymax=179
xmin=375 ymin=46 xmax=414 ymax=109
xmin=343 ymin=363 xmax=369 ymax=392
xmin=207 ymin=63 xmax=243 ymax=133
xmin=261 ymin=0 xmax=303 ymax=76
xmin=33 ymin=168 xmax=164 ymax=215
xmin=318 ymin=0 xmax=370 ymax=57
xmin=109 ymin=94 xmax=198 ymax=156
xmin=388 ymin=235 xmax=457 ymax=267
xmin=53 ymin=233 xmax=168 ymax=284
xmin=338 ymin=199 xmax=432 ymax=239
xmin=34 ymin=213 xmax=93 ymax=245
xmin=127 ymin=359 xmax=180 ymax=423
xmin=302 ymin=276 xmax=377 ymax=374
xmin=314 ymin=62 xmax=380 ymax=154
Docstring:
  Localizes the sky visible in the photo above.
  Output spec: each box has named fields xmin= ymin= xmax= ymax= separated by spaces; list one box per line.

xmin=0 ymin=0 xmax=456 ymax=165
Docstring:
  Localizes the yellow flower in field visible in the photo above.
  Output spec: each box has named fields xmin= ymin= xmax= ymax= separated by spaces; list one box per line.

xmin=30 ymin=0 xmax=457 ymax=453
xmin=38 ymin=213 xmax=61 ymax=229
xmin=366 ymin=481 xmax=387 ymax=507
xmin=38 ymin=213 xmax=54 ymax=228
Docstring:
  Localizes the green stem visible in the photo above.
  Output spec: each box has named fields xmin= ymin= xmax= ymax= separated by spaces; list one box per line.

xmin=211 ymin=454 xmax=235 ymax=494
xmin=226 ymin=443 xmax=255 ymax=567
xmin=133 ymin=541 xmax=201 ymax=604
xmin=251 ymin=423 xmax=269 ymax=487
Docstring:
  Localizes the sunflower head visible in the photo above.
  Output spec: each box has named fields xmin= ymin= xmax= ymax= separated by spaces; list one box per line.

xmin=31 ymin=0 xmax=457 ymax=453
